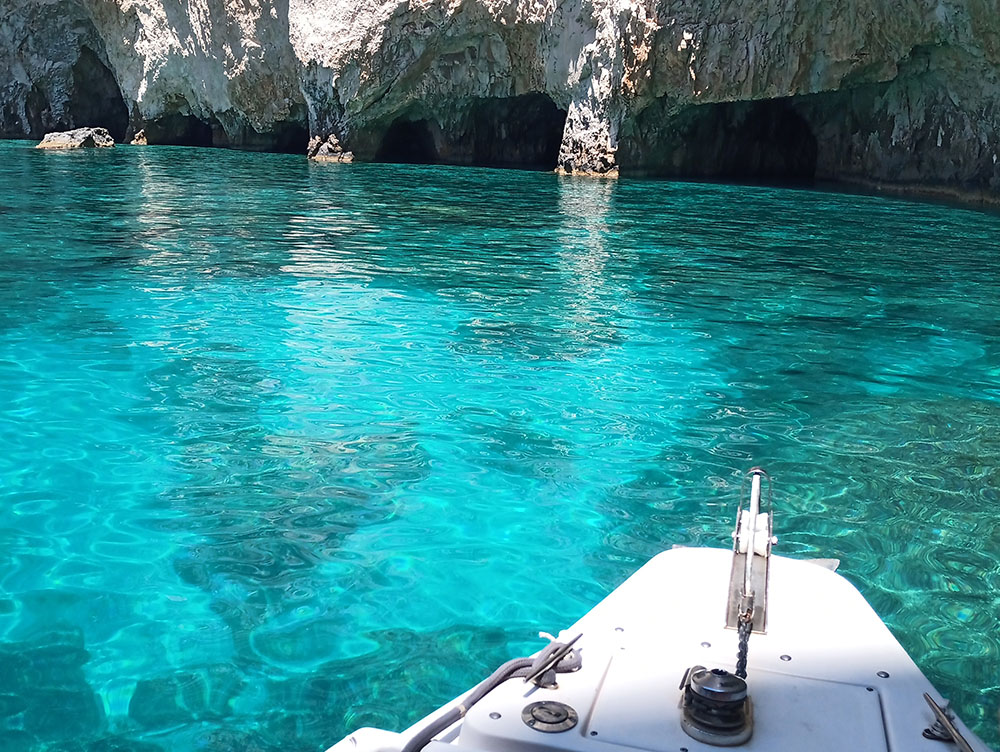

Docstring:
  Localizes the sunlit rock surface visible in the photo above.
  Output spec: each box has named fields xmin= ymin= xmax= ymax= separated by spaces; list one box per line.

xmin=2 ymin=0 xmax=999 ymax=199
xmin=306 ymin=134 xmax=354 ymax=162
xmin=36 ymin=126 xmax=114 ymax=149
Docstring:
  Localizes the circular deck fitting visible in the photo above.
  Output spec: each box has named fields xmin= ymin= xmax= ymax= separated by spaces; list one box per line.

xmin=681 ymin=667 xmax=753 ymax=746
xmin=690 ymin=668 xmax=748 ymax=702
xmin=876 ymin=671 xmax=890 ymax=678
xmin=521 ymin=701 xmax=579 ymax=733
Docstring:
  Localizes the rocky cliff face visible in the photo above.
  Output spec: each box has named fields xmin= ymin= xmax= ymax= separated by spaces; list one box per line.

xmin=2 ymin=0 xmax=998 ymax=200
xmin=2 ymin=0 xmax=306 ymax=150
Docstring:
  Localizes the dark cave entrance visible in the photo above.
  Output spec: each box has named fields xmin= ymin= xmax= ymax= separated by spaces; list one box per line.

xmin=227 ymin=120 xmax=309 ymax=153
xmin=143 ymin=113 xmax=219 ymax=147
xmin=229 ymin=105 xmax=310 ymax=153
xmin=373 ymin=95 xmax=567 ymax=170
xmin=375 ymin=119 xmax=439 ymax=164
xmin=267 ymin=120 xmax=309 ymax=154
xmin=467 ymin=94 xmax=567 ymax=170
xmin=67 ymin=47 xmax=129 ymax=142
xmin=626 ymin=98 xmax=818 ymax=182
xmin=142 ymin=107 xmax=308 ymax=152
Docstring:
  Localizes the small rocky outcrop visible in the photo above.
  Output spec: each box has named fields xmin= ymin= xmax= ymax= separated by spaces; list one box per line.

xmin=307 ymin=133 xmax=353 ymax=163
xmin=130 ymin=128 xmax=147 ymax=145
xmin=36 ymin=126 xmax=114 ymax=149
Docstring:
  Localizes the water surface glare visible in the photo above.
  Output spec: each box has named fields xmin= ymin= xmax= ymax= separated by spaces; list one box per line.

xmin=0 ymin=141 xmax=998 ymax=751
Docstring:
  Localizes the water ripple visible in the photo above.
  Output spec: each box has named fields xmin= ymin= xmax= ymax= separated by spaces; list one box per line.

xmin=0 ymin=144 xmax=998 ymax=750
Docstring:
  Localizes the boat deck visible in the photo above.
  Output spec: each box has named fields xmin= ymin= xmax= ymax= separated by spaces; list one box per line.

xmin=330 ymin=548 xmax=991 ymax=752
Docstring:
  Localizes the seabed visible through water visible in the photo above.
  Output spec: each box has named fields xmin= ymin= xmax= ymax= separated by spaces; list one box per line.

xmin=0 ymin=141 xmax=997 ymax=751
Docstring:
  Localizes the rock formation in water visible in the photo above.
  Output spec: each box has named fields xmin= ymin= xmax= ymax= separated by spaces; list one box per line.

xmin=2 ymin=1 xmax=999 ymax=200
xmin=36 ymin=126 xmax=115 ymax=149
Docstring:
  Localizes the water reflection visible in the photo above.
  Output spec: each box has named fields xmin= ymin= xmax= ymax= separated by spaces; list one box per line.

xmin=555 ymin=177 xmax=619 ymax=347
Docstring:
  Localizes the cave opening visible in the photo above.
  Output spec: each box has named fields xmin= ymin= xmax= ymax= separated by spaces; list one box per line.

xmin=230 ymin=105 xmax=310 ymax=153
xmin=375 ymin=119 xmax=439 ymax=164
xmin=467 ymin=94 xmax=567 ymax=170
xmin=372 ymin=95 xmax=567 ymax=170
xmin=143 ymin=113 xmax=218 ymax=147
xmin=67 ymin=46 xmax=129 ymax=142
xmin=268 ymin=120 xmax=309 ymax=154
xmin=626 ymin=98 xmax=818 ymax=183
xmin=228 ymin=121 xmax=309 ymax=153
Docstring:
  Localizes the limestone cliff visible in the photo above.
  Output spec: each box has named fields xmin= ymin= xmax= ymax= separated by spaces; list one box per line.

xmin=1 ymin=0 xmax=306 ymax=150
xmin=2 ymin=0 xmax=998 ymax=200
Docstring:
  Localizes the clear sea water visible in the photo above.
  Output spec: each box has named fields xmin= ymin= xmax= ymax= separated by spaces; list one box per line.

xmin=0 ymin=140 xmax=997 ymax=751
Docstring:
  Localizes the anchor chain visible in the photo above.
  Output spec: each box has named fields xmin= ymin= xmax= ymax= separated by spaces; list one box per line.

xmin=735 ymin=610 xmax=752 ymax=680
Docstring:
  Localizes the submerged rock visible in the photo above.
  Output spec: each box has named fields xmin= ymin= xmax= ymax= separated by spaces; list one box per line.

xmin=0 ymin=628 xmax=105 ymax=742
xmin=36 ymin=127 xmax=114 ymax=149
xmin=128 ymin=673 xmax=206 ymax=730
xmin=128 ymin=665 xmax=245 ymax=730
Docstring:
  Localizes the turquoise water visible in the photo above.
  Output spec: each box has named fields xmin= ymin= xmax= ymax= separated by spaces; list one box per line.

xmin=0 ymin=140 xmax=997 ymax=751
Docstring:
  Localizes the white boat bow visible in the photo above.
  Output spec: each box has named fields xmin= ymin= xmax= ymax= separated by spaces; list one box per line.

xmin=327 ymin=470 xmax=991 ymax=752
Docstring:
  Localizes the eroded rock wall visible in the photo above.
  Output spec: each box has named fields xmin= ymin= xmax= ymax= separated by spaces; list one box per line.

xmin=2 ymin=0 xmax=999 ymax=199
xmin=1 ymin=0 xmax=307 ymax=150
xmin=615 ymin=2 xmax=1000 ymax=197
